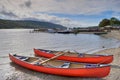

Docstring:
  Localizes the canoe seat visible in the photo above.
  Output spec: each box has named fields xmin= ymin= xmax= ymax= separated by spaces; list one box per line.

xmin=78 ymin=53 xmax=84 ymax=57
xmin=85 ymin=64 xmax=99 ymax=68
xmin=14 ymin=54 xmax=29 ymax=61
xmin=59 ymin=62 xmax=71 ymax=68
xmin=33 ymin=59 xmax=43 ymax=65
xmin=40 ymin=49 xmax=52 ymax=53
xmin=34 ymin=62 xmax=41 ymax=65
xmin=18 ymin=56 xmax=29 ymax=61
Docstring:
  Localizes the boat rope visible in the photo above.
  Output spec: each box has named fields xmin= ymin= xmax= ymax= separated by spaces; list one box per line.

xmin=84 ymin=48 xmax=96 ymax=53
xmin=73 ymin=50 xmax=79 ymax=54
xmin=70 ymin=48 xmax=100 ymax=54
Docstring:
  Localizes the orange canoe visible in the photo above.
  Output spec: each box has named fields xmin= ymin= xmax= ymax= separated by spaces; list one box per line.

xmin=34 ymin=48 xmax=113 ymax=64
xmin=9 ymin=54 xmax=110 ymax=77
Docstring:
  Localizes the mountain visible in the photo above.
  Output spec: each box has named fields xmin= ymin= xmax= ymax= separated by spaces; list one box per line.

xmin=0 ymin=19 xmax=66 ymax=29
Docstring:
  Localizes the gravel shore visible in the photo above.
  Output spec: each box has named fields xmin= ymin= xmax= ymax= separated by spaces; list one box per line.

xmin=96 ymin=48 xmax=120 ymax=80
xmin=102 ymin=30 xmax=120 ymax=40
xmin=5 ymin=47 xmax=120 ymax=80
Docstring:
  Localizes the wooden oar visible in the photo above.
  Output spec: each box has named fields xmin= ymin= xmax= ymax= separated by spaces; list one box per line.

xmin=31 ymin=59 xmax=43 ymax=64
xmin=40 ymin=51 xmax=65 ymax=65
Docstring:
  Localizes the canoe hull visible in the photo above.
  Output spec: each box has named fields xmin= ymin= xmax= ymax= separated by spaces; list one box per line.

xmin=9 ymin=54 xmax=110 ymax=77
xmin=34 ymin=49 xmax=113 ymax=64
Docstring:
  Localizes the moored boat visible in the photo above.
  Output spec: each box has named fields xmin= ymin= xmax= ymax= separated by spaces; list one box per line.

xmin=34 ymin=48 xmax=113 ymax=64
xmin=9 ymin=54 xmax=110 ymax=77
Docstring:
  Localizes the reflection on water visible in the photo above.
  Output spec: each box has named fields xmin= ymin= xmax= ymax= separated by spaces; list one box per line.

xmin=0 ymin=29 xmax=120 ymax=80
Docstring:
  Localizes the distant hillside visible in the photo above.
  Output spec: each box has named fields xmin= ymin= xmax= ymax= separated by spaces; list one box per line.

xmin=0 ymin=19 xmax=66 ymax=29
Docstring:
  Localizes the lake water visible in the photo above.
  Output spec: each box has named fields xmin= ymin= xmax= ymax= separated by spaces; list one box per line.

xmin=0 ymin=29 xmax=120 ymax=80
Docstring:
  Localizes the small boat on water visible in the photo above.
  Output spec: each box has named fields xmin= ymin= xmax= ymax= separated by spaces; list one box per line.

xmin=9 ymin=54 xmax=110 ymax=77
xmin=94 ymin=32 xmax=108 ymax=35
xmin=57 ymin=31 xmax=71 ymax=34
xmin=34 ymin=48 xmax=113 ymax=64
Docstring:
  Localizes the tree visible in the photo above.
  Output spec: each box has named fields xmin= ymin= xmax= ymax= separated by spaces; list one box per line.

xmin=110 ymin=17 xmax=120 ymax=26
xmin=99 ymin=19 xmax=110 ymax=27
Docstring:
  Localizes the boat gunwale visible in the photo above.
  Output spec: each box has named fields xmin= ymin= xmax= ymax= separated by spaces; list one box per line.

xmin=35 ymin=48 xmax=113 ymax=57
xmin=9 ymin=54 xmax=110 ymax=69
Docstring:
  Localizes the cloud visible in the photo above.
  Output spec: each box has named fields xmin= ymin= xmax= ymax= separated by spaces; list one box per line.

xmin=0 ymin=10 xmax=17 ymax=17
xmin=28 ymin=0 xmax=120 ymax=15
xmin=1 ymin=0 xmax=120 ymax=15
xmin=24 ymin=0 xmax=32 ymax=8
xmin=112 ymin=12 xmax=120 ymax=20
xmin=0 ymin=0 xmax=120 ymax=27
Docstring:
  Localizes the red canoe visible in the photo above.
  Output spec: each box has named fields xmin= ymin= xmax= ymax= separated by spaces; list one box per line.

xmin=9 ymin=54 xmax=110 ymax=77
xmin=34 ymin=48 xmax=113 ymax=64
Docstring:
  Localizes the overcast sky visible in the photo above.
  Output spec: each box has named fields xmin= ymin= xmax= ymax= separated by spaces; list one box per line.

xmin=0 ymin=0 xmax=120 ymax=27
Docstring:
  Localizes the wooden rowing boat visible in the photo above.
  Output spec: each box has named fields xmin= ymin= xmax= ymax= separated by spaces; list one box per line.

xmin=9 ymin=54 xmax=110 ymax=77
xmin=34 ymin=48 xmax=113 ymax=64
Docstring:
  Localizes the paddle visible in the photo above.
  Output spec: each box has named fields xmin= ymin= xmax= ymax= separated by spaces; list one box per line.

xmin=40 ymin=51 xmax=66 ymax=65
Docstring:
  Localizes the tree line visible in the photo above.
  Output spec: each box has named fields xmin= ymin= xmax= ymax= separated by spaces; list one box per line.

xmin=99 ymin=17 xmax=120 ymax=27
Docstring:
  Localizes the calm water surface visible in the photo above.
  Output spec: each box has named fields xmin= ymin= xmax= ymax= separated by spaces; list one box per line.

xmin=0 ymin=29 xmax=120 ymax=80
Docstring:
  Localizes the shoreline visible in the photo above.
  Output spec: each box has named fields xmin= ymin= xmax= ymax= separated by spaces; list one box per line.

xmin=5 ymin=48 xmax=120 ymax=80
xmin=95 ymin=48 xmax=120 ymax=80
xmin=98 ymin=30 xmax=120 ymax=80
xmin=102 ymin=30 xmax=120 ymax=40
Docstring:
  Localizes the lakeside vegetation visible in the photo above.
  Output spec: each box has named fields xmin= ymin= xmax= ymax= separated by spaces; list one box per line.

xmin=99 ymin=17 xmax=120 ymax=27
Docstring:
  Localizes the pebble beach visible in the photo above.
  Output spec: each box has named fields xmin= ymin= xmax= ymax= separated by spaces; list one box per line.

xmin=5 ymin=48 xmax=120 ymax=80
